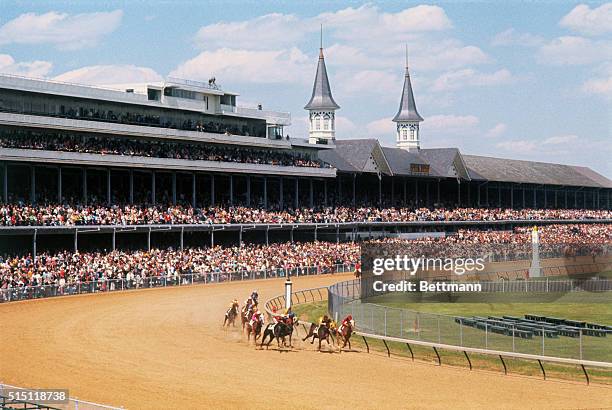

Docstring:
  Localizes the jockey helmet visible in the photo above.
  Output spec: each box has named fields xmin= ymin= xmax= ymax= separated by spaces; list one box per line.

xmin=347 ymin=315 xmax=352 ymax=321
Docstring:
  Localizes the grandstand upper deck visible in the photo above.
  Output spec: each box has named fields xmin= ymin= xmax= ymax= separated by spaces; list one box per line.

xmin=0 ymin=73 xmax=291 ymax=142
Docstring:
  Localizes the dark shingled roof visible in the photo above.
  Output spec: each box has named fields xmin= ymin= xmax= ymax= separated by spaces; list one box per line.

xmin=462 ymin=155 xmax=612 ymax=188
xmin=381 ymin=146 xmax=428 ymax=176
xmin=319 ymin=139 xmax=394 ymax=174
xmin=418 ymin=148 xmax=469 ymax=179
xmin=392 ymin=67 xmax=423 ymax=122
xmin=304 ymin=49 xmax=340 ymax=111
xmin=317 ymin=146 xmax=359 ymax=172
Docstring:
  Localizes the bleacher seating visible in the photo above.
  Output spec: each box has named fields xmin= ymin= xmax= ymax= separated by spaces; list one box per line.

xmin=455 ymin=314 xmax=610 ymax=340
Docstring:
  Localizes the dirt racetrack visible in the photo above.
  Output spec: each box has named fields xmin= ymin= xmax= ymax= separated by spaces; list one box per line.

xmin=1 ymin=273 xmax=611 ymax=409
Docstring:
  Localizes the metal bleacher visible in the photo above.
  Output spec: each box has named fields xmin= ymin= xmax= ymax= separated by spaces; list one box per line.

xmin=455 ymin=314 xmax=611 ymax=339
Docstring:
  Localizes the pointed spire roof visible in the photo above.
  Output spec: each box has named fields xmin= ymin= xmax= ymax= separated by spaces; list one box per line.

xmin=393 ymin=48 xmax=423 ymax=122
xmin=304 ymin=27 xmax=340 ymax=111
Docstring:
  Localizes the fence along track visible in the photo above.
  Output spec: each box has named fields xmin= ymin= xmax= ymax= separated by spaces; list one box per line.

xmin=0 ymin=263 xmax=355 ymax=304
xmin=265 ymin=278 xmax=612 ymax=385
xmin=0 ymin=383 xmax=122 ymax=410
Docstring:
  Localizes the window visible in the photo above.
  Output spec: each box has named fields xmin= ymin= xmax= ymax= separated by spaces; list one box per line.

xmin=402 ymin=128 xmax=408 ymax=140
xmin=315 ymin=116 xmax=321 ymax=130
xmin=324 ymin=119 xmax=329 ymax=130
xmin=410 ymin=129 xmax=415 ymax=140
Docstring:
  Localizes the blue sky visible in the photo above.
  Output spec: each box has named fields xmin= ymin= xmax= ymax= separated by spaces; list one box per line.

xmin=1 ymin=1 xmax=611 ymax=177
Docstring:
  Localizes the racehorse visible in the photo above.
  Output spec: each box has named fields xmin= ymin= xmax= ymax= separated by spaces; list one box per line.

xmin=223 ymin=301 xmax=240 ymax=327
xmin=303 ymin=322 xmax=335 ymax=351
xmin=241 ymin=305 xmax=254 ymax=330
xmin=245 ymin=319 xmax=263 ymax=343
xmin=337 ymin=319 xmax=355 ymax=349
xmin=261 ymin=317 xmax=299 ymax=349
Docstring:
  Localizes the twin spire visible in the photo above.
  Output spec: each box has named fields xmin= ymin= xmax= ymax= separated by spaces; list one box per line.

xmin=304 ymin=26 xmax=340 ymax=111
xmin=393 ymin=45 xmax=423 ymax=123
xmin=305 ymin=30 xmax=422 ymax=148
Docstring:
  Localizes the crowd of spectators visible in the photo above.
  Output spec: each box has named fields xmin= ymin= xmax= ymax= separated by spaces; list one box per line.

xmin=0 ymin=241 xmax=359 ymax=290
xmin=0 ymin=103 xmax=266 ymax=137
xmin=1 ymin=224 xmax=609 ymax=293
xmin=0 ymin=203 xmax=610 ymax=227
xmin=0 ymin=131 xmax=324 ymax=168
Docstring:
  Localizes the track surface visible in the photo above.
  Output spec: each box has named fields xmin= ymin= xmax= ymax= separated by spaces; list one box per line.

xmin=1 ymin=274 xmax=611 ymax=409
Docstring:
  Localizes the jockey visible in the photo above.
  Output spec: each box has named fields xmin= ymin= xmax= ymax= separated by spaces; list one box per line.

xmin=229 ymin=298 xmax=239 ymax=308
xmin=340 ymin=315 xmax=353 ymax=332
xmin=244 ymin=296 xmax=254 ymax=311
xmin=251 ymin=309 xmax=265 ymax=326
xmin=250 ymin=290 xmax=259 ymax=303
xmin=318 ymin=314 xmax=332 ymax=328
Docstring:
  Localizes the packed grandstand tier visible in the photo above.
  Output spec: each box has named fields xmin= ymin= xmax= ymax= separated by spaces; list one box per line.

xmin=2 ymin=224 xmax=609 ymax=292
xmin=0 ymin=204 xmax=610 ymax=226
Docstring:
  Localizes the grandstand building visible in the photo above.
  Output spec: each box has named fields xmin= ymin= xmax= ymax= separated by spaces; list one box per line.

xmin=0 ymin=44 xmax=610 ymax=253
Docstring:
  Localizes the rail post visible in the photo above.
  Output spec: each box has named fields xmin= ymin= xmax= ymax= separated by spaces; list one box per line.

xmin=406 ymin=343 xmax=414 ymax=361
xmin=362 ymin=336 xmax=370 ymax=353
xmin=464 ymin=351 xmax=472 ymax=370
xmin=285 ymin=278 xmax=293 ymax=310
xmin=579 ymin=328 xmax=583 ymax=360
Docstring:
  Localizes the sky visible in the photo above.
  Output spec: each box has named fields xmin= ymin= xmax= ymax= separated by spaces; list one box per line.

xmin=0 ymin=0 xmax=610 ymax=177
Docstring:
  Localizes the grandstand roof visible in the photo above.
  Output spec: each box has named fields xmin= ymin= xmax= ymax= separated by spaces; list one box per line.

xmin=381 ymin=146 xmax=428 ymax=176
xmin=321 ymin=140 xmax=610 ymax=188
xmin=418 ymin=148 xmax=470 ymax=179
xmin=462 ymin=154 xmax=612 ymax=188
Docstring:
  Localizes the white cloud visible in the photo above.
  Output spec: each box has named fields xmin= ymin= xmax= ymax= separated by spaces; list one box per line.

xmin=582 ymin=76 xmax=612 ymax=97
xmin=496 ymin=140 xmax=537 ymax=153
xmin=195 ymin=13 xmax=305 ymax=50
xmin=366 ymin=117 xmax=395 ymax=136
xmin=538 ymin=36 xmax=612 ymax=65
xmin=423 ymin=114 xmax=479 ymax=132
xmin=320 ymin=4 xmax=452 ymax=45
xmin=560 ymin=3 xmax=612 ymax=36
xmin=170 ymin=48 xmax=310 ymax=84
xmin=0 ymin=10 xmax=123 ymax=50
xmin=542 ymin=134 xmax=579 ymax=145
xmin=0 ymin=54 xmax=52 ymax=77
xmin=54 ymin=65 xmax=163 ymax=85
xmin=486 ymin=123 xmax=507 ymax=137
xmin=431 ymin=68 xmax=514 ymax=91
xmin=188 ymin=5 xmax=485 ymax=76
xmin=337 ymin=69 xmax=401 ymax=98
xmin=491 ymin=28 xmax=544 ymax=47
xmin=497 ymin=134 xmax=579 ymax=155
